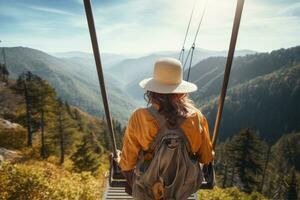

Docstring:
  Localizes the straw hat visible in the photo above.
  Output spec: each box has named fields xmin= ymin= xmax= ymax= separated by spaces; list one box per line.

xmin=139 ymin=57 xmax=197 ymax=94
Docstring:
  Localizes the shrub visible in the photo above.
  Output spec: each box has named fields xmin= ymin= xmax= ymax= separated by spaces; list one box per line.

xmin=198 ymin=187 xmax=267 ymax=200
xmin=0 ymin=126 xmax=27 ymax=149
xmin=0 ymin=161 xmax=105 ymax=200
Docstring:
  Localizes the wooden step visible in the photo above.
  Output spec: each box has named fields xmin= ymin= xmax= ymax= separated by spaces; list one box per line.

xmin=103 ymin=183 xmax=199 ymax=200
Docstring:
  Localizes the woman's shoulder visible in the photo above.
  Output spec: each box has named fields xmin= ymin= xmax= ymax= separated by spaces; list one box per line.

xmin=129 ymin=107 xmax=155 ymax=121
xmin=131 ymin=107 xmax=149 ymax=116
xmin=128 ymin=107 xmax=158 ymax=128
xmin=187 ymin=106 xmax=204 ymax=119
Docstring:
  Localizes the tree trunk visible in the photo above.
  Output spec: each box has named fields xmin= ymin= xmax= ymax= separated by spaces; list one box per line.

xmin=259 ymin=145 xmax=271 ymax=192
xmin=222 ymin=161 xmax=228 ymax=188
xmin=229 ymin=167 xmax=235 ymax=187
xmin=59 ymin=110 xmax=65 ymax=165
xmin=40 ymin=108 xmax=46 ymax=159
xmin=24 ymin=82 xmax=33 ymax=147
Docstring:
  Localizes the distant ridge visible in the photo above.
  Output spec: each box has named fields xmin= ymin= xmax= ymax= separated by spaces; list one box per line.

xmin=0 ymin=47 xmax=136 ymax=123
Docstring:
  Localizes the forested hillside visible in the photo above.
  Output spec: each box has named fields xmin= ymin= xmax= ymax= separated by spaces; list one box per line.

xmin=0 ymin=75 xmax=125 ymax=155
xmin=214 ymin=130 xmax=299 ymax=199
xmin=201 ymin=58 xmax=300 ymax=143
xmin=109 ymin=49 xmax=255 ymax=101
xmin=0 ymin=72 xmax=278 ymax=200
xmin=190 ymin=46 xmax=300 ymax=104
xmin=0 ymin=73 xmax=127 ymax=199
xmin=1 ymin=46 xmax=299 ymax=199
xmin=0 ymin=47 xmax=136 ymax=123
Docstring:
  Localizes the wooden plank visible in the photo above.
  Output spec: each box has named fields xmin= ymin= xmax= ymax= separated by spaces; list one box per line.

xmin=103 ymin=182 xmax=199 ymax=200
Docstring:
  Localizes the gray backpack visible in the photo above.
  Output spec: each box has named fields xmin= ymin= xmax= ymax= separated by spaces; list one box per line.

xmin=132 ymin=106 xmax=203 ymax=200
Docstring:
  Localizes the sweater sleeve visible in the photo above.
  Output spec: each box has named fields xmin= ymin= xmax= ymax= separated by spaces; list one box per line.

xmin=197 ymin=115 xmax=213 ymax=164
xmin=119 ymin=110 xmax=142 ymax=171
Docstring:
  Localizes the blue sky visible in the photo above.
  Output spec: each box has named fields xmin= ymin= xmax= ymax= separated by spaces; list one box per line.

xmin=0 ymin=0 xmax=299 ymax=54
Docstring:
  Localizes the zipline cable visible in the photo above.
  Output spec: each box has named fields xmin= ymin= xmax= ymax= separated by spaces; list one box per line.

xmin=212 ymin=0 xmax=245 ymax=149
xmin=183 ymin=0 xmax=209 ymax=80
xmin=83 ymin=0 xmax=118 ymax=158
xmin=179 ymin=0 xmax=197 ymax=63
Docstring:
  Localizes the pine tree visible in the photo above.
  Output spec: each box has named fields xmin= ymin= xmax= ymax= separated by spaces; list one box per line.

xmin=32 ymin=79 xmax=57 ymax=159
xmin=259 ymin=145 xmax=271 ymax=193
xmin=56 ymin=99 xmax=78 ymax=165
xmin=57 ymin=100 xmax=65 ymax=164
xmin=226 ymin=128 xmax=266 ymax=192
xmin=0 ymin=63 xmax=9 ymax=83
xmin=287 ymin=171 xmax=298 ymax=200
xmin=73 ymin=109 xmax=86 ymax=132
xmin=71 ymin=134 xmax=102 ymax=174
xmin=269 ymin=133 xmax=300 ymax=198
xmin=64 ymin=101 xmax=72 ymax=117
xmin=16 ymin=72 xmax=40 ymax=147
xmin=113 ymin=119 xmax=125 ymax=149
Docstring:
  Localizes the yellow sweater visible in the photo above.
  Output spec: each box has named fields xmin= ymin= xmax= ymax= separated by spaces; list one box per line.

xmin=119 ymin=106 xmax=213 ymax=171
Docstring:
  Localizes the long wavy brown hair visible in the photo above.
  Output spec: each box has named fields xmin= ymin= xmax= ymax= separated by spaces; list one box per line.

xmin=144 ymin=91 xmax=196 ymax=128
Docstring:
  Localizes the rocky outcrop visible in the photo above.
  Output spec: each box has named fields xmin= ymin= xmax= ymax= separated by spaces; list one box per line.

xmin=0 ymin=147 xmax=21 ymax=162
xmin=0 ymin=118 xmax=22 ymax=129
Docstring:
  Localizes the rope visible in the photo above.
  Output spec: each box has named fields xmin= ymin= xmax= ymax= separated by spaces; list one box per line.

xmin=186 ymin=44 xmax=195 ymax=81
xmin=83 ymin=0 xmax=118 ymax=157
xmin=179 ymin=0 xmax=197 ymax=63
xmin=192 ymin=0 xmax=208 ymax=45
xmin=211 ymin=0 xmax=245 ymax=149
xmin=183 ymin=0 xmax=208 ymax=80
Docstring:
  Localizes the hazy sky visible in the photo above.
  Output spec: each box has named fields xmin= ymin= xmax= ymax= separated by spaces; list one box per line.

xmin=0 ymin=0 xmax=299 ymax=54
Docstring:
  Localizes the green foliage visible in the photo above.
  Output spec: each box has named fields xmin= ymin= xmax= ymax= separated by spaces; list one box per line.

xmin=191 ymin=46 xmax=300 ymax=104
xmin=0 ymin=47 xmax=136 ymax=123
xmin=201 ymin=64 xmax=300 ymax=143
xmin=71 ymin=134 xmax=102 ymax=174
xmin=113 ymin=119 xmax=126 ymax=149
xmin=216 ymin=129 xmax=266 ymax=193
xmin=0 ymin=124 xmax=27 ymax=149
xmin=198 ymin=187 xmax=267 ymax=200
xmin=287 ymin=171 xmax=298 ymax=200
xmin=54 ymin=100 xmax=79 ymax=164
xmin=0 ymin=161 xmax=104 ymax=200
xmin=265 ymin=133 xmax=300 ymax=199
xmin=12 ymin=72 xmax=108 ymax=164
xmin=0 ymin=63 xmax=9 ymax=82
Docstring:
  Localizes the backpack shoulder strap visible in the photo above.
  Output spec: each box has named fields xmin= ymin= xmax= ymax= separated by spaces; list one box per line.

xmin=147 ymin=106 xmax=187 ymax=128
xmin=146 ymin=106 xmax=168 ymax=153
xmin=147 ymin=106 xmax=166 ymax=127
xmin=146 ymin=106 xmax=192 ymax=153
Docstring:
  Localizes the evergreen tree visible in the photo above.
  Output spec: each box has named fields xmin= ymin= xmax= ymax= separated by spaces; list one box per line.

xmin=55 ymin=100 xmax=79 ymax=164
xmin=287 ymin=170 xmax=298 ymax=200
xmin=270 ymin=133 xmax=300 ymax=199
xmin=215 ymin=140 xmax=232 ymax=188
xmin=226 ymin=128 xmax=266 ymax=192
xmin=113 ymin=119 xmax=125 ymax=149
xmin=71 ymin=134 xmax=102 ymax=174
xmin=0 ymin=63 xmax=9 ymax=83
xmin=16 ymin=72 xmax=41 ymax=147
xmin=32 ymin=79 xmax=57 ymax=159
xmin=73 ymin=109 xmax=86 ymax=132
xmin=259 ymin=145 xmax=271 ymax=193
xmin=57 ymin=100 xmax=65 ymax=164
xmin=64 ymin=101 xmax=72 ymax=117
xmin=273 ymin=173 xmax=288 ymax=200
xmin=17 ymin=73 xmax=58 ymax=158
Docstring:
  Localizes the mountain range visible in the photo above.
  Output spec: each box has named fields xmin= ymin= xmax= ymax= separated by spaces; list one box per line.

xmin=0 ymin=47 xmax=256 ymax=122
xmin=197 ymin=46 xmax=300 ymax=143
xmin=0 ymin=47 xmax=136 ymax=123
xmin=1 ymin=45 xmax=299 ymax=143
xmin=107 ymin=48 xmax=256 ymax=102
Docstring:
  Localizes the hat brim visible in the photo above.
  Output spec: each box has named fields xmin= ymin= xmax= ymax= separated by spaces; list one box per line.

xmin=139 ymin=78 xmax=197 ymax=94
